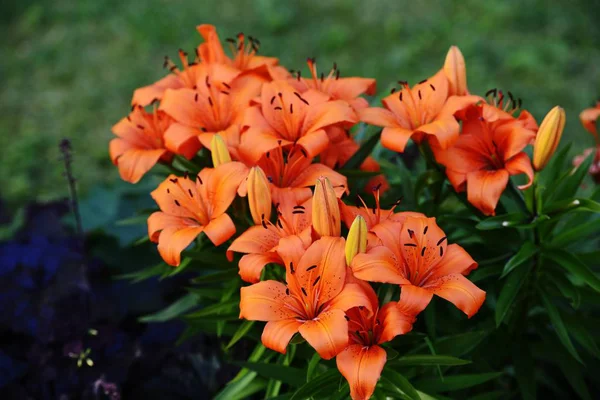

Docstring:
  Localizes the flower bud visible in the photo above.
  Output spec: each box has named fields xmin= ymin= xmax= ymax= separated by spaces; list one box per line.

xmin=247 ymin=166 xmax=272 ymax=225
xmin=533 ymin=106 xmax=566 ymax=171
xmin=444 ymin=46 xmax=467 ymax=96
xmin=312 ymin=176 xmax=341 ymax=237
xmin=345 ymin=215 xmax=367 ymax=265
xmin=210 ymin=134 xmax=231 ymax=167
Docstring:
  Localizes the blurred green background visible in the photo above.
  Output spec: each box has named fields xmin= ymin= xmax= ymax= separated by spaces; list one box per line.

xmin=2 ymin=0 xmax=600 ymax=208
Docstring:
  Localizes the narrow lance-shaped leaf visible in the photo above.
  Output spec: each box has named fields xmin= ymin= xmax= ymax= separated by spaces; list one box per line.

xmin=539 ymin=289 xmax=583 ymax=364
xmin=496 ymin=262 xmax=532 ymax=327
xmin=544 ymin=250 xmax=600 ymax=293
xmin=501 ymin=242 xmax=537 ymax=278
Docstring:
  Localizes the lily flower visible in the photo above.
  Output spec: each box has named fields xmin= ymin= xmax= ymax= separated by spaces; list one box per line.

xmin=240 ymin=80 xmax=358 ymax=163
xmin=110 ymin=106 xmax=175 ymax=184
xmin=239 ymin=236 xmax=372 ymax=359
xmin=437 ymin=103 xmax=535 ymax=215
xmin=359 ymin=70 xmax=461 ymax=152
xmin=351 ymin=216 xmax=485 ymax=318
xmin=340 ymin=187 xmax=423 ymax=235
xmin=580 ymin=100 xmax=600 ymax=142
xmin=243 ymin=146 xmax=347 ymax=206
xmin=159 ymin=66 xmax=259 ymax=158
xmin=196 ymin=24 xmax=289 ymax=81
xmin=227 ymin=198 xmax=313 ymax=283
xmin=337 ymin=281 xmax=416 ymax=400
xmin=444 ymin=46 xmax=468 ymax=96
xmin=288 ymin=58 xmax=376 ymax=111
xmin=147 ymin=162 xmax=247 ymax=266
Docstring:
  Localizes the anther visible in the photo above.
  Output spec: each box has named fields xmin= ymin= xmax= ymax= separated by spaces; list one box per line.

xmin=407 ymin=229 xmax=414 ymax=238
xmin=261 ymin=220 xmax=268 ymax=229
xmin=344 ymin=315 xmax=350 ymax=321
xmin=418 ymin=90 xmax=422 ymax=100
xmin=292 ymin=210 xmax=305 ymax=214
xmin=169 ymin=178 xmax=178 ymax=183
xmin=274 ymin=106 xmax=282 ymax=111
xmin=301 ymin=287 xmax=308 ymax=296
xmin=208 ymin=97 xmax=213 ymax=107
xmin=436 ymin=236 xmax=447 ymax=245
xmin=440 ymin=247 xmax=444 ymax=257
xmin=290 ymin=104 xmax=293 ymax=114
xmin=306 ymin=265 xmax=317 ymax=271
xmin=286 ymin=288 xmax=290 ymax=295
xmin=391 ymin=88 xmax=396 ymax=94
xmin=188 ymin=189 xmax=193 ymax=197
xmin=137 ymin=124 xmax=145 ymax=130
xmin=421 ymin=247 xmax=427 ymax=257
xmin=399 ymin=92 xmax=403 ymax=101
xmin=312 ymin=276 xmax=321 ymax=286
xmin=423 ymin=226 xmax=428 ymax=235
xmin=174 ymin=199 xmax=181 ymax=206
xmin=205 ymin=75 xmax=210 ymax=88
xmin=430 ymin=84 xmax=436 ymax=91
xmin=222 ymin=82 xmax=231 ymax=89
xmin=290 ymin=262 xmax=295 ymax=274
xmin=418 ymin=79 xmax=427 ymax=84
xmin=194 ymin=93 xmax=198 ymax=102
xmin=270 ymin=95 xmax=276 ymax=105
xmin=404 ymin=243 xmax=417 ymax=247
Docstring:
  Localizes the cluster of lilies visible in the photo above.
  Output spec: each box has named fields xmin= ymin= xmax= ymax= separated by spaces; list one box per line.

xmin=110 ymin=24 xmax=580 ymax=399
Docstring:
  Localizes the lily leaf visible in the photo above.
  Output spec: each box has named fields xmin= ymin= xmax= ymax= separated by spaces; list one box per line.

xmin=501 ymin=242 xmax=537 ymax=278
xmin=544 ymin=250 xmax=600 ymax=293
xmin=342 ymin=130 xmax=382 ymax=170
xmin=539 ymin=289 xmax=582 ymax=364
xmin=495 ymin=262 xmax=532 ymax=327
xmin=234 ymin=362 xmax=306 ymax=387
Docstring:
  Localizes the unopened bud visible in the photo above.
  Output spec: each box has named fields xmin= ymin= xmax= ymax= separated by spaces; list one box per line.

xmin=247 ymin=166 xmax=272 ymax=225
xmin=444 ymin=46 xmax=467 ymax=96
xmin=210 ymin=134 xmax=231 ymax=167
xmin=312 ymin=176 xmax=341 ymax=237
xmin=533 ymin=106 xmax=566 ymax=171
xmin=345 ymin=215 xmax=367 ymax=265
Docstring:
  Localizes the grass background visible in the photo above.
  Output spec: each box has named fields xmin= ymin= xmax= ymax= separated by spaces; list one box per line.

xmin=2 ymin=0 xmax=600 ymax=207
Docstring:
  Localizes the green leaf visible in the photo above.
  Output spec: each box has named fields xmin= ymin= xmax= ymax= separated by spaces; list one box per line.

xmin=476 ymin=213 xmax=528 ymax=230
xmin=414 ymin=373 xmax=502 ymax=393
xmin=389 ymin=355 xmax=471 ymax=368
xmin=235 ymin=362 xmax=305 ymax=387
xmin=563 ymin=314 xmax=600 ymax=360
xmin=414 ymin=331 xmax=489 ymax=358
xmin=550 ymin=218 xmax=600 ymax=248
xmin=381 ymin=369 xmax=420 ymax=400
xmin=469 ymin=264 xmax=503 ymax=283
xmin=545 ymin=150 xmax=595 ymax=203
xmin=306 ymin=353 xmax=321 ymax=381
xmin=544 ymin=198 xmax=600 ymax=216
xmin=184 ymin=298 xmax=239 ymax=319
xmin=191 ymin=268 xmax=239 ymax=284
xmin=512 ymin=340 xmax=536 ymax=400
xmin=139 ymin=293 xmax=199 ymax=322
xmin=540 ymin=143 xmax=572 ymax=186
xmin=291 ymin=369 xmax=340 ymax=400
xmin=501 ymin=242 xmax=537 ymax=278
xmin=540 ymin=331 xmax=591 ymax=400
xmin=495 ymin=262 xmax=532 ymax=327
xmin=544 ymin=250 xmax=600 ymax=292
xmin=342 ymin=130 xmax=382 ymax=170
xmin=225 ymin=320 xmax=255 ymax=350
xmin=546 ymin=273 xmax=581 ymax=309
xmin=213 ymin=371 xmax=261 ymax=400
xmin=539 ymin=289 xmax=582 ymax=363
xmin=115 ymin=262 xmax=170 ymax=283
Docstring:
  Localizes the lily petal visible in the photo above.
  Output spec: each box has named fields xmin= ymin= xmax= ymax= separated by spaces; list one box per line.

xmin=425 ymin=273 xmax=486 ymax=318
xmin=378 ymin=302 xmax=415 ymax=343
xmin=397 ymin=284 xmax=434 ymax=316
xmin=262 ymin=319 xmax=303 ymax=354
xmin=114 ymin=148 xmax=166 ymax=184
xmin=466 ymin=169 xmax=510 ymax=216
xmin=203 ymin=213 xmax=236 ymax=246
xmin=299 ymin=309 xmax=348 ymax=360
xmin=156 ymin=225 xmax=204 ymax=266
xmin=505 ymin=152 xmax=534 ymax=190
xmin=238 ymin=253 xmax=282 ymax=283
xmin=239 ymin=280 xmax=295 ymax=321
xmin=336 ymin=344 xmax=386 ymax=400
xmin=351 ymin=246 xmax=408 ymax=285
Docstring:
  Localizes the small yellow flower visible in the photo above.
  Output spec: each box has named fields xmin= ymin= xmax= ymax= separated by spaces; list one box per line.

xmin=345 ymin=215 xmax=367 ymax=265
xmin=533 ymin=106 xmax=566 ymax=171
xmin=312 ymin=176 xmax=341 ymax=237
xmin=210 ymin=134 xmax=231 ymax=167
xmin=247 ymin=166 xmax=272 ymax=225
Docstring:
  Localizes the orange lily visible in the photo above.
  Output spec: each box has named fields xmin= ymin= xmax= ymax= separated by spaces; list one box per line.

xmin=159 ymin=66 xmax=259 ymax=158
xmin=337 ymin=281 xmax=416 ymax=400
xmin=340 ymin=188 xmax=423 ymax=235
xmin=227 ymin=198 xmax=313 ymax=283
xmin=239 ymin=236 xmax=372 ymax=358
xmin=196 ymin=24 xmax=289 ymax=81
xmin=132 ymin=49 xmax=237 ymax=107
xmin=110 ymin=106 xmax=175 ymax=184
xmin=288 ymin=58 xmax=376 ymax=110
xmin=359 ymin=70 xmax=463 ymax=152
xmin=573 ymin=148 xmax=600 ymax=184
xmin=147 ymin=162 xmax=247 ymax=266
xmin=444 ymin=46 xmax=468 ymax=96
xmin=244 ymin=146 xmax=348 ymax=206
xmin=351 ymin=216 xmax=485 ymax=318
xmin=240 ymin=80 xmax=358 ymax=163
xmin=580 ymin=100 xmax=600 ymax=143
xmin=438 ymin=103 xmax=535 ymax=215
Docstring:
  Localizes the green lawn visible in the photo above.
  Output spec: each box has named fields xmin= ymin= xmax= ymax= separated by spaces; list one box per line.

xmin=2 ymin=0 xmax=599 ymax=207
